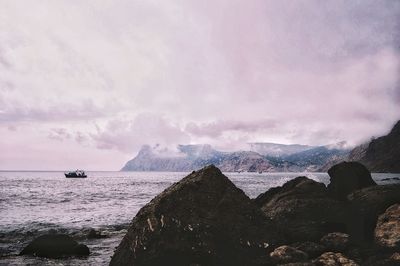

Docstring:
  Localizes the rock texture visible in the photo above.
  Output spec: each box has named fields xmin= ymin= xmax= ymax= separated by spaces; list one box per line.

xmin=270 ymin=245 xmax=308 ymax=264
xmin=327 ymin=161 xmax=376 ymax=200
xmin=313 ymin=252 xmax=358 ymax=266
xmin=110 ymin=165 xmax=282 ymax=266
xmin=20 ymin=234 xmax=89 ymax=258
xmin=255 ymin=176 xmax=347 ymax=242
xmin=374 ymin=204 xmax=400 ymax=249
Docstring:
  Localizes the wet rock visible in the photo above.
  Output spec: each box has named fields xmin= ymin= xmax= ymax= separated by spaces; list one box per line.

xmin=327 ymin=161 xmax=376 ymax=200
xmin=20 ymin=234 xmax=89 ymax=258
xmin=320 ymin=233 xmax=350 ymax=252
xmin=347 ymin=184 xmax=400 ymax=243
xmin=270 ymin=245 xmax=308 ymax=264
xmin=255 ymin=176 xmax=347 ymax=242
xmin=374 ymin=204 xmax=400 ymax=249
xmin=87 ymin=228 xmax=107 ymax=239
xmin=313 ymin=252 xmax=358 ymax=266
xmin=110 ymin=165 xmax=282 ymax=266
xmin=293 ymin=241 xmax=327 ymax=258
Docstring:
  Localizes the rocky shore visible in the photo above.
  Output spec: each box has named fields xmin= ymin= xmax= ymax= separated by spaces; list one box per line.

xmin=109 ymin=162 xmax=400 ymax=266
xmin=16 ymin=162 xmax=400 ymax=265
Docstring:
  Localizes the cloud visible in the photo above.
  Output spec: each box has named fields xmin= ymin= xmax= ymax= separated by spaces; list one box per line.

xmin=0 ymin=0 xmax=399 ymax=169
xmin=91 ymin=113 xmax=190 ymax=154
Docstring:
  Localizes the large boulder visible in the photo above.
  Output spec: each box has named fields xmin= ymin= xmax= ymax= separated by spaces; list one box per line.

xmin=327 ymin=161 xmax=376 ymax=200
xmin=346 ymin=184 xmax=400 ymax=243
xmin=374 ymin=204 xmax=400 ymax=249
xmin=255 ymin=176 xmax=347 ymax=242
xmin=20 ymin=234 xmax=89 ymax=258
xmin=110 ymin=165 xmax=282 ymax=266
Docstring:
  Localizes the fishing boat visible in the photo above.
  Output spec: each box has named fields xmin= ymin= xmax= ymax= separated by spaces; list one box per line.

xmin=65 ymin=170 xmax=87 ymax=178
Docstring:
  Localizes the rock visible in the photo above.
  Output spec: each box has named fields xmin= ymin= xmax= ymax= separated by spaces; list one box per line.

xmin=270 ymin=245 xmax=308 ymax=264
xmin=293 ymin=241 xmax=326 ymax=258
xmin=327 ymin=161 xmax=376 ymax=200
xmin=320 ymin=233 xmax=350 ymax=252
xmin=363 ymin=252 xmax=400 ymax=266
xmin=255 ymin=176 xmax=347 ymax=242
xmin=87 ymin=228 xmax=107 ymax=239
xmin=374 ymin=204 xmax=400 ymax=249
xmin=313 ymin=252 xmax=358 ymax=266
xmin=110 ymin=165 xmax=282 ymax=266
xmin=347 ymin=184 xmax=400 ymax=242
xmin=20 ymin=234 xmax=89 ymax=258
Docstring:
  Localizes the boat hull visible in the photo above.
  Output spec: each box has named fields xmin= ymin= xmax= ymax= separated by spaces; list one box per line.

xmin=65 ymin=174 xmax=87 ymax=178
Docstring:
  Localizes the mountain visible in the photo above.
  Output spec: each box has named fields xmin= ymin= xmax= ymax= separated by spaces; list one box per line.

xmin=248 ymin=142 xmax=314 ymax=157
xmin=121 ymin=142 xmax=348 ymax=172
xmin=347 ymin=120 xmax=400 ymax=173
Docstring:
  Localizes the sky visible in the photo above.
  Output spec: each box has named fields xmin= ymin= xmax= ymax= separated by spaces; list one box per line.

xmin=0 ymin=0 xmax=399 ymax=170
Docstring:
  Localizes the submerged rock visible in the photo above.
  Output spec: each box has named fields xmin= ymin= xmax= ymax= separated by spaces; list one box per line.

xmin=374 ymin=204 xmax=400 ymax=249
xmin=327 ymin=161 xmax=376 ymax=200
xmin=87 ymin=228 xmax=107 ymax=239
xmin=110 ymin=165 xmax=282 ymax=266
xmin=20 ymin=234 xmax=89 ymax=258
xmin=255 ymin=176 xmax=347 ymax=242
xmin=270 ymin=245 xmax=308 ymax=264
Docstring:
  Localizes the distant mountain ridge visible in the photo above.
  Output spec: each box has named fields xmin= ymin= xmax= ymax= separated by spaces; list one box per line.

xmin=121 ymin=142 xmax=349 ymax=172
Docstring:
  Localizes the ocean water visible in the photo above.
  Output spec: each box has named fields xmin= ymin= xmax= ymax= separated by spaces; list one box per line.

xmin=1 ymin=171 xmax=399 ymax=265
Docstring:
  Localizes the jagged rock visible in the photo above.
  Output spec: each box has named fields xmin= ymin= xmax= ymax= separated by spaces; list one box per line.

xmin=327 ymin=161 xmax=376 ymax=200
xmin=313 ymin=252 xmax=358 ymax=266
xmin=293 ymin=241 xmax=326 ymax=258
xmin=374 ymin=204 xmax=400 ymax=249
xmin=255 ymin=176 xmax=347 ymax=242
xmin=110 ymin=165 xmax=282 ymax=266
xmin=347 ymin=184 xmax=400 ymax=242
xmin=320 ymin=233 xmax=350 ymax=252
xmin=20 ymin=234 xmax=89 ymax=258
xmin=270 ymin=245 xmax=308 ymax=264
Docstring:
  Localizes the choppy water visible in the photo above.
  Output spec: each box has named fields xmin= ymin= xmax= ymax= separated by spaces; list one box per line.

xmin=1 ymin=171 xmax=398 ymax=265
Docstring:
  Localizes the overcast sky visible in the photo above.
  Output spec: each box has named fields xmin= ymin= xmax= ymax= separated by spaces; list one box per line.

xmin=0 ymin=0 xmax=399 ymax=170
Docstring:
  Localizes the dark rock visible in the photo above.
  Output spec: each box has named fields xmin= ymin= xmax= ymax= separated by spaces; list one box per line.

xmin=374 ymin=204 xmax=400 ymax=249
xmin=110 ymin=165 xmax=282 ymax=266
xmin=348 ymin=120 xmax=400 ymax=173
xmin=363 ymin=252 xmax=400 ymax=266
xmin=20 ymin=234 xmax=89 ymax=258
xmin=256 ymin=176 xmax=347 ymax=242
xmin=320 ymin=232 xmax=350 ymax=252
xmin=270 ymin=245 xmax=308 ymax=264
xmin=327 ymin=161 xmax=376 ymax=200
xmin=346 ymin=184 xmax=400 ymax=243
xmin=313 ymin=252 xmax=358 ymax=266
xmin=87 ymin=228 xmax=107 ymax=239
xmin=293 ymin=241 xmax=326 ymax=258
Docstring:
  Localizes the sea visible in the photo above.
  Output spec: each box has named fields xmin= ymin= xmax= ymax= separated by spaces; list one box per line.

xmin=1 ymin=171 xmax=399 ymax=265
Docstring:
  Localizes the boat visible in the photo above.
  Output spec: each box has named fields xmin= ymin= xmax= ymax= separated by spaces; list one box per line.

xmin=65 ymin=170 xmax=87 ymax=178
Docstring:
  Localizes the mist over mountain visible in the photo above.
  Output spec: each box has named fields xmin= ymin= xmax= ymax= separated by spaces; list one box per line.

xmin=320 ymin=120 xmax=400 ymax=173
xmin=121 ymin=142 xmax=349 ymax=172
